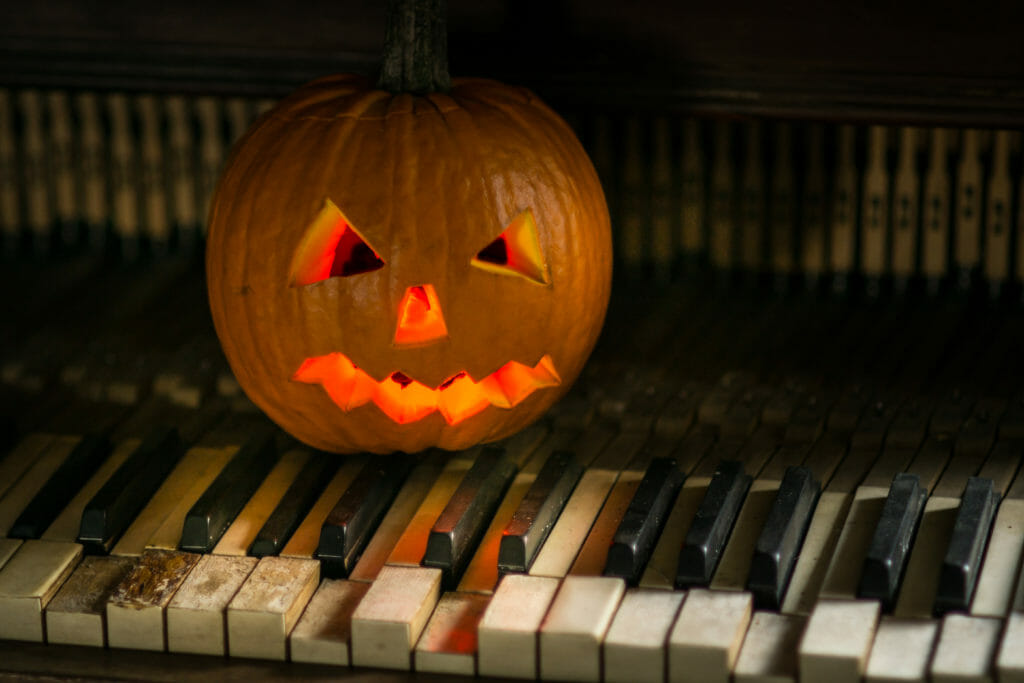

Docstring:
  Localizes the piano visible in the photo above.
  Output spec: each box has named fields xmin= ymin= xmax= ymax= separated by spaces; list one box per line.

xmin=3 ymin=1 xmax=1024 ymax=681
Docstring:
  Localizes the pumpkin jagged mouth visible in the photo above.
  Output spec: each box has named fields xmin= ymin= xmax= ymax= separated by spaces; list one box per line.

xmin=292 ymin=353 xmax=560 ymax=425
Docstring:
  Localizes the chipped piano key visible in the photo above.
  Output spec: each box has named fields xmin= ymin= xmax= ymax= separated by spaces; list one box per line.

xmin=44 ymin=555 xmax=135 ymax=647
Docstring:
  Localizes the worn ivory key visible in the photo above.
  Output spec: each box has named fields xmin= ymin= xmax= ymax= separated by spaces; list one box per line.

xmin=973 ymin=497 xmax=1024 ymax=616
xmin=290 ymin=578 xmax=370 ymax=665
xmin=0 ymin=538 xmax=21 ymax=570
xmin=165 ymin=554 xmax=258 ymax=655
xmin=224 ymin=555 xmax=319 ymax=660
xmin=477 ymin=574 xmax=561 ymax=679
xmin=0 ymin=540 xmax=83 ymax=641
xmin=45 ymin=555 xmax=135 ymax=647
xmin=798 ymin=599 xmax=879 ymax=683
xmin=540 ymin=575 xmax=626 ymax=682
xmin=930 ymin=613 xmax=1001 ymax=682
xmin=604 ymin=588 xmax=686 ymax=683
xmin=997 ymin=612 xmax=1024 ymax=682
xmin=350 ymin=564 xmax=443 ymax=669
xmin=414 ymin=591 xmax=491 ymax=675
xmin=668 ymin=588 xmax=753 ymax=683
xmin=865 ymin=617 xmax=938 ymax=682
xmin=106 ymin=548 xmax=201 ymax=651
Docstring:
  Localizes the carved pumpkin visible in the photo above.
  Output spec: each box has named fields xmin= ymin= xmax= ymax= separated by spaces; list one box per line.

xmin=205 ymin=4 xmax=611 ymax=454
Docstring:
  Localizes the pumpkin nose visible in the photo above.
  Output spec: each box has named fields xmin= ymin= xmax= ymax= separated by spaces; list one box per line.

xmin=394 ymin=284 xmax=448 ymax=346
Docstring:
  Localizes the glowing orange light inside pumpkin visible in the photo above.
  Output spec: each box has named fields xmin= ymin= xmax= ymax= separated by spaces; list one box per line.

xmin=394 ymin=284 xmax=448 ymax=346
xmin=292 ymin=353 xmax=560 ymax=425
xmin=289 ymin=199 xmax=384 ymax=287
xmin=471 ymin=208 xmax=550 ymax=285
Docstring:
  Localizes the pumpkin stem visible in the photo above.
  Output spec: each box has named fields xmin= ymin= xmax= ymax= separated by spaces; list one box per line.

xmin=377 ymin=0 xmax=451 ymax=94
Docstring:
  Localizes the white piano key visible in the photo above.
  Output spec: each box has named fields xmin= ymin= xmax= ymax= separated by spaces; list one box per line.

xmin=639 ymin=479 xmax=707 ymax=589
xmin=289 ymin=578 xmax=369 ymax=666
xmin=212 ymin=448 xmax=309 ymax=555
xmin=930 ymin=614 xmax=1001 ymax=683
xmin=41 ymin=438 xmax=140 ymax=543
xmin=865 ymin=617 xmax=938 ymax=683
xmin=798 ymin=599 xmax=880 ymax=683
xmin=112 ymin=444 xmax=239 ymax=556
xmin=781 ymin=491 xmax=852 ymax=614
xmin=414 ymin=591 xmax=490 ymax=675
xmin=351 ymin=564 xmax=442 ymax=669
xmin=478 ymin=573 xmax=560 ymax=679
xmin=44 ymin=555 xmax=135 ymax=647
xmin=733 ymin=611 xmax=804 ymax=683
xmin=604 ymin=588 xmax=685 ymax=683
xmin=0 ymin=540 xmax=82 ymax=641
xmin=0 ymin=436 xmax=79 ymax=535
xmin=997 ymin=612 xmax=1024 ymax=683
xmin=349 ymin=452 xmax=447 ymax=581
xmin=893 ymin=496 xmax=960 ymax=618
xmin=667 ymin=588 xmax=753 ymax=683
xmin=972 ymin=498 xmax=1024 ymax=617
xmin=106 ymin=549 xmax=201 ymax=650
xmin=819 ymin=486 xmax=890 ymax=599
xmin=539 ymin=575 xmax=625 ymax=682
xmin=226 ymin=555 xmax=319 ymax=660
xmin=166 ymin=554 xmax=257 ymax=655
xmin=279 ymin=455 xmax=366 ymax=559
xmin=0 ymin=538 xmax=21 ymax=570
xmin=0 ymin=434 xmax=54 ymax=501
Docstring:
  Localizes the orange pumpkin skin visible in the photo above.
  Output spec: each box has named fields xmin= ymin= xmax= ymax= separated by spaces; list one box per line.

xmin=206 ymin=74 xmax=612 ymax=454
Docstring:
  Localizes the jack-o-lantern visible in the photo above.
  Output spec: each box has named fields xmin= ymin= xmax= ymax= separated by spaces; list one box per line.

xmin=206 ymin=0 xmax=612 ymax=454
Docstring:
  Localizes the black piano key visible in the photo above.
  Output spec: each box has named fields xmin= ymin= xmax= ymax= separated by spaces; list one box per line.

xmin=248 ymin=454 xmax=339 ymax=558
xmin=498 ymin=450 xmax=583 ymax=574
xmin=9 ymin=434 xmax=113 ymax=539
xmin=422 ymin=446 xmax=517 ymax=588
xmin=676 ymin=460 xmax=752 ymax=588
xmin=317 ymin=454 xmax=413 ymax=578
xmin=78 ymin=427 xmax=184 ymax=553
xmin=857 ymin=472 xmax=927 ymax=609
xmin=934 ymin=476 xmax=1000 ymax=614
xmin=179 ymin=431 xmax=278 ymax=553
xmin=747 ymin=465 xmax=821 ymax=609
xmin=604 ymin=457 xmax=685 ymax=584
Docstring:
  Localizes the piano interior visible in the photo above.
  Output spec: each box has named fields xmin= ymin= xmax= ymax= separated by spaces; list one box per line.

xmin=3 ymin=1 xmax=1024 ymax=680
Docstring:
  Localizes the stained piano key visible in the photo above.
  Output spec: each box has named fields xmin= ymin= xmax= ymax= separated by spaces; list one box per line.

xmin=178 ymin=430 xmax=278 ymax=553
xmin=44 ymin=555 xmax=135 ymax=647
xmin=667 ymin=587 xmax=753 ymax=683
xmin=350 ymin=564 xmax=442 ymax=669
xmin=289 ymin=578 xmax=370 ymax=665
xmin=858 ymin=472 xmax=928 ymax=608
xmin=78 ymin=427 xmax=184 ymax=553
xmin=934 ymin=476 xmax=999 ymax=614
xmin=865 ymin=617 xmax=939 ymax=682
xmin=798 ymin=599 xmax=880 ymax=683
xmin=676 ymin=459 xmax=752 ymax=587
xmin=748 ymin=466 xmax=820 ymax=609
xmin=247 ymin=452 xmax=336 ymax=557
xmin=539 ymin=575 xmax=625 ymax=682
xmin=499 ymin=449 xmax=582 ymax=574
xmin=477 ymin=573 xmax=560 ymax=679
xmin=0 ymin=540 xmax=83 ymax=641
xmin=413 ymin=591 xmax=490 ymax=675
xmin=225 ymin=555 xmax=320 ymax=660
xmin=105 ymin=548 xmax=201 ymax=650
xmin=733 ymin=611 xmax=804 ymax=683
xmin=211 ymin=448 xmax=311 ymax=556
xmin=165 ymin=554 xmax=257 ymax=655
xmin=603 ymin=588 xmax=685 ymax=683
xmin=317 ymin=454 xmax=412 ymax=578
xmin=422 ymin=447 xmax=517 ymax=588
xmin=604 ymin=456 xmax=685 ymax=584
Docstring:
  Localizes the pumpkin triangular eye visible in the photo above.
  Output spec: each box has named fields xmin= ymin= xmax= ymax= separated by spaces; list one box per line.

xmin=289 ymin=199 xmax=385 ymax=287
xmin=471 ymin=208 xmax=549 ymax=285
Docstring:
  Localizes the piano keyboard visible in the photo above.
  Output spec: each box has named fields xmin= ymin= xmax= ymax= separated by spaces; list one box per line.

xmin=3 ymin=254 xmax=1024 ymax=682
